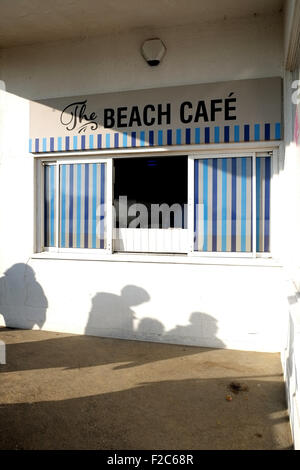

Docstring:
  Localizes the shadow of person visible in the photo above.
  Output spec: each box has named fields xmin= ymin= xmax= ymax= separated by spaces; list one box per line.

xmin=0 ymin=285 xmax=214 ymax=373
xmin=85 ymin=285 xmax=150 ymax=339
xmin=136 ymin=317 xmax=165 ymax=340
xmin=0 ymin=263 xmax=47 ymax=329
xmin=165 ymin=312 xmax=225 ymax=348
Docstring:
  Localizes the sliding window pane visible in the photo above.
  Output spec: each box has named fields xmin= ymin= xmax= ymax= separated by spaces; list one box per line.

xmin=59 ymin=163 xmax=106 ymax=249
xmin=256 ymin=156 xmax=271 ymax=252
xmin=44 ymin=164 xmax=57 ymax=247
xmin=194 ymin=157 xmax=252 ymax=252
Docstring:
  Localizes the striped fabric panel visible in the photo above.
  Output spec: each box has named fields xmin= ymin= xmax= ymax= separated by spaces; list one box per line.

xmin=59 ymin=163 xmax=106 ymax=249
xmin=256 ymin=156 xmax=271 ymax=252
xmin=194 ymin=157 xmax=252 ymax=252
xmin=29 ymin=123 xmax=282 ymax=153
xmin=44 ymin=164 xmax=57 ymax=247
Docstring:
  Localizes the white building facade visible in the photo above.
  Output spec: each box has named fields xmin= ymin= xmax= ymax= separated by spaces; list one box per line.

xmin=0 ymin=0 xmax=299 ymax=446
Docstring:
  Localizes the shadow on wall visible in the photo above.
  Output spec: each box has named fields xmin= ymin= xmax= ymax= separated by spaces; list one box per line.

xmin=86 ymin=285 xmax=150 ymax=338
xmin=0 ymin=263 xmax=47 ymax=329
xmin=0 ymin=264 xmax=224 ymax=357
xmin=85 ymin=285 xmax=225 ymax=349
xmin=0 ymin=264 xmax=226 ymax=372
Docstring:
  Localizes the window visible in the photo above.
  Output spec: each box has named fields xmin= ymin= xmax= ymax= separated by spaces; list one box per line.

xmin=113 ymin=156 xmax=188 ymax=253
xmin=42 ymin=159 xmax=112 ymax=252
xmin=256 ymin=156 xmax=271 ymax=253
xmin=59 ymin=163 xmax=106 ymax=249
xmin=38 ymin=151 xmax=272 ymax=257
xmin=192 ymin=154 xmax=271 ymax=255
xmin=114 ymin=156 xmax=187 ymax=229
xmin=44 ymin=164 xmax=57 ymax=247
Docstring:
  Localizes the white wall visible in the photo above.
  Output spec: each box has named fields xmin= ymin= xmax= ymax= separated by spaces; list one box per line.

xmin=281 ymin=0 xmax=300 ymax=449
xmin=0 ymin=14 xmax=283 ymax=100
xmin=0 ymin=12 xmax=288 ymax=353
xmin=281 ymin=0 xmax=300 ymax=286
xmin=0 ymin=256 xmax=288 ymax=353
xmin=281 ymin=71 xmax=300 ymax=288
xmin=282 ymin=278 xmax=300 ymax=449
xmin=281 ymin=0 xmax=300 ymax=288
xmin=0 ymin=90 xmax=34 ymax=267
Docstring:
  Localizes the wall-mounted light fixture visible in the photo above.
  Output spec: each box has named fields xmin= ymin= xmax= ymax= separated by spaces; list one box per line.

xmin=141 ymin=38 xmax=166 ymax=67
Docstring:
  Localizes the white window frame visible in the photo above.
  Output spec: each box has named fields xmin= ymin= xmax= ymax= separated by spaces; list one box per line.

xmin=36 ymin=156 xmax=113 ymax=255
xmin=35 ymin=143 xmax=279 ymax=260
xmin=187 ymin=151 xmax=275 ymax=259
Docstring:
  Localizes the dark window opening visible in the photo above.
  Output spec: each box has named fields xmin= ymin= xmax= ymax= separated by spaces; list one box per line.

xmin=114 ymin=156 xmax=188 ymax=228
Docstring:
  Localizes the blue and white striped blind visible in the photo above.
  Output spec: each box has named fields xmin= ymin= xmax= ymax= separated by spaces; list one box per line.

xmin=194 ymin=157 xmax=252 ymax=252
xmin=44 ymin=164 xmax=57 ymax=247
xmin=194 ymin=156 xmax=271 ymax=253
xmin=44 ymin=163 xmax=106 ymax=248
xmin=256 ymin=156 xmax=271 ymax=253
xmin=194 ymin=157 xmax=271 ymax=252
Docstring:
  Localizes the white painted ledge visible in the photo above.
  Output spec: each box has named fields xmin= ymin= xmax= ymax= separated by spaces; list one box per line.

xmin=30 ymin=251 xmax=282 ymax=268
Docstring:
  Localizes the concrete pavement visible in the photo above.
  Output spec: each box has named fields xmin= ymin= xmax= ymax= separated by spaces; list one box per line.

xmin=0 ymin=327 xmax=293 ymax=450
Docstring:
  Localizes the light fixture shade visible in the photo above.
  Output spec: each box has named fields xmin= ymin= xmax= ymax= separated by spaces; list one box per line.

xmin=141 ymin=38 xmax=166 ymax=66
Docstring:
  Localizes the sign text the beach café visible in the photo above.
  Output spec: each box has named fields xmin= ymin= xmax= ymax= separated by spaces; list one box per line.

xmin=29 ymin=77 xmax=282 ymax=153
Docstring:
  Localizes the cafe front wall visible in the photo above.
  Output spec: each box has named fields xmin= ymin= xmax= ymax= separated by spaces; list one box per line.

xmin=0 ymin=4 xmax=293 ymax=352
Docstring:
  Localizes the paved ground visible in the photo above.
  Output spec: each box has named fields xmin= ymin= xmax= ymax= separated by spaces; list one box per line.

xmin=0 ymin=327 xmax=293 ymax=450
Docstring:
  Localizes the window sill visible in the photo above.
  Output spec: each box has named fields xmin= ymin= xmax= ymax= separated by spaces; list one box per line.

xmin=30 ymin=251 xmax=282 ymax=268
